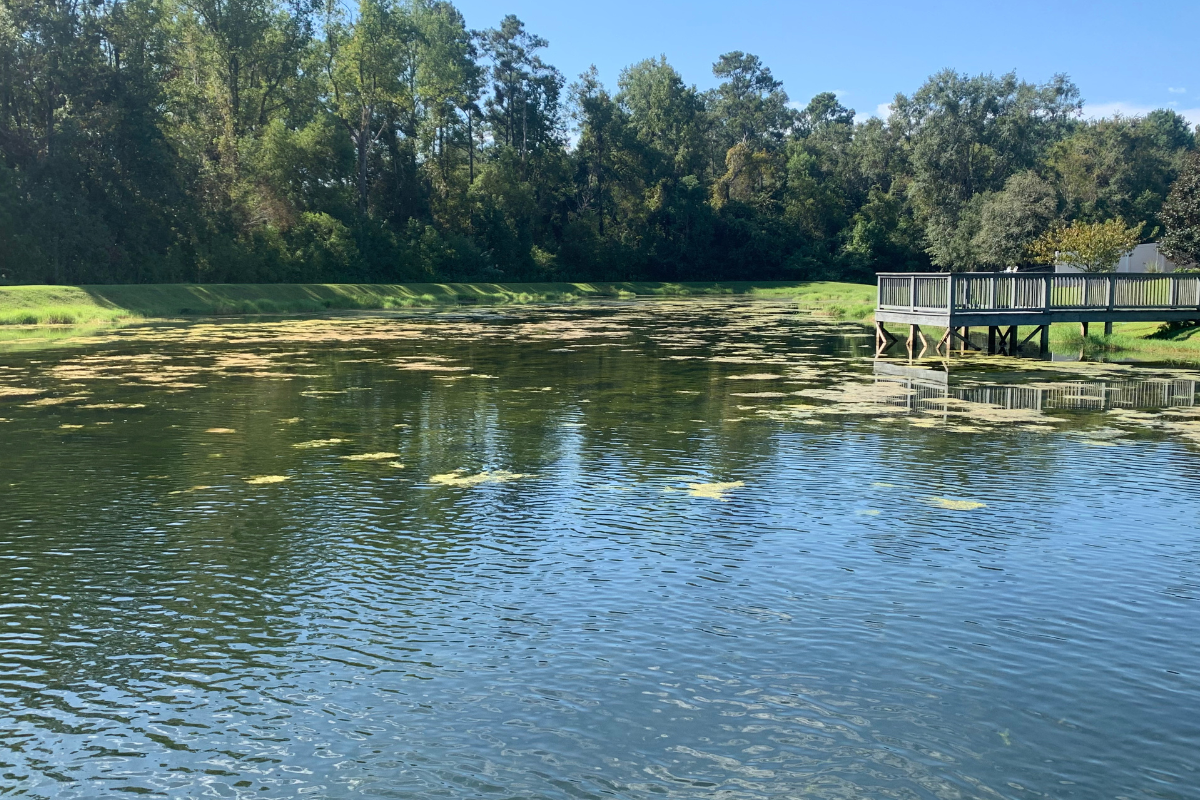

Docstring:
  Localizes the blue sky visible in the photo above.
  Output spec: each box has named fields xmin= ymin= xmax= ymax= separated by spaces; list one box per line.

xmin=452 ymin=0 xmax=1200 ymax=125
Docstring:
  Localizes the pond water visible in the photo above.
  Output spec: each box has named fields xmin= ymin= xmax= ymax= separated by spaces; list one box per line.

xmin=1 ymin=299 xmax=1198 ymax=799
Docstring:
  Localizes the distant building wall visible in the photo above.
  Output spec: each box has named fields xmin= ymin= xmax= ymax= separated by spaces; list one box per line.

xmin=1055 ymin=243 xmax=1176 ymax=274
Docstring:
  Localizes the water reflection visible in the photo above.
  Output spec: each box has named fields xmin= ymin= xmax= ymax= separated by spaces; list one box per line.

xmin=874 ymin=359 xmax=1199 ymax=413
xmin=1 ymin=300 xmax=1198 ymax=798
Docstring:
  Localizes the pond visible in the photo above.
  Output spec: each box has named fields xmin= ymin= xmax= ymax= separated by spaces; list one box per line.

xmin=1 ymin=299 xmax=1198 ymax=799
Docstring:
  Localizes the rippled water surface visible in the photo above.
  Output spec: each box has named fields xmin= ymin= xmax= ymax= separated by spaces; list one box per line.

xmin=2 ymin=299 xmax=1199 ymax=799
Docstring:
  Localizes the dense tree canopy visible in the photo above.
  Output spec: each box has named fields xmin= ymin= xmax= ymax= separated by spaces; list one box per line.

xmin=1160 ymin=152 xmax=1200 ymax=270
xmin=0 ymin=0 xmax=1195 ymax=285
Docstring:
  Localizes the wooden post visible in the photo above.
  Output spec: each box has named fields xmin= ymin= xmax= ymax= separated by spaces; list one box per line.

xmin=1044 ymin=274 xmax=1053 ymax=310
xmin=875 ymin=322 xmax=898 ymax=356
xmin=1040 ymin=324 xmax=1050 ymax=355
xmin=988 ymin=326 xmax=997 ymax=354
xmin=937 ymin=328 xmax=951 ymax=357
xmin=961 ymin=326 xmax=970 ymax=354
xmin=1008 ymin=325 xmax=1019 ymax=356
xmin=1081 ymin=321 xmax=1089 ymax=337
xmin=1104 ymin=320 xmax=1113 ymax=336
xmin=907 ymin=324 xmax=917 ymax=359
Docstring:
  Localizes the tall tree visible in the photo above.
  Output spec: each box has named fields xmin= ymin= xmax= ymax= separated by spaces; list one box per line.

xmin=892 ymin=70 xmax=1080 ymax=269
xmin=617 ymin=56 xmax=706 ymax=179
xmin=481 ymin=15 xmax=562 ymax=159
xmin=706 ymin=52 xmax=794 ymax=154
xmin=1161 ymin=151 xmax=1200 ymax=270
xmin=322 ymin=0 xmax=407 ymax=215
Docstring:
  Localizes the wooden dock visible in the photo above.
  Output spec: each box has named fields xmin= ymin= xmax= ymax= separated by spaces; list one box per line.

xmin=874 ymin=272 xmax=1200 ymax=357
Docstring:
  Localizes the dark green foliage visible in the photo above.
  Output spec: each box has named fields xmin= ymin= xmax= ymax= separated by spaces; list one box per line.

xmin=974 ymin=171 xmax=1058 ymax=268
xmin=1161 ymin=152 xmax=1200 ymax=270
xmin=0 ymin=2 xmax=1194 ymax=286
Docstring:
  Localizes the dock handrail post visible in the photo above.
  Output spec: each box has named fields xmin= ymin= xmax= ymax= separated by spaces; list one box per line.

xmin=1107 ymin=274 xmax=1116 ymax=311
xmin=1043 ymin=274 xmax=1052 ymax=310
xmin=909 ymin=275 xmax=915 ymax=312
xmin=946 ymin=273 xmax=954 ymax=312
xmin=989 ymin=275 xmax=997 ymax=310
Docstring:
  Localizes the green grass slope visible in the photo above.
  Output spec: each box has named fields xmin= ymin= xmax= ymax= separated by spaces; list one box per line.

xmin=0 ymin=280 xmax=859 ymax=324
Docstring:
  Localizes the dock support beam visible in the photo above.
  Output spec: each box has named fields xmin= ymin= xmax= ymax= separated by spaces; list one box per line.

xmin=875 ymin=322 xmax=898 ymax=356
xmin=906 ymin=324 xmax=930 ymax=359
xmin=1104 ymin=320 xmax=1113 ymax=336
xmin=987 ymin=326 xmax=997 ymax=355
xmin=1008 ymin=326 xmax=1019 ymax=356
xmin=1081 ymin=321 xmax=1089 ymax=337
xmin=1040 ymin=324 xmax=1050 ymax=355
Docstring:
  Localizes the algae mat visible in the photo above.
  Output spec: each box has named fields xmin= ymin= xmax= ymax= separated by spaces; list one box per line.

xmin=1 ymin=297 xmax=1198 ymax=799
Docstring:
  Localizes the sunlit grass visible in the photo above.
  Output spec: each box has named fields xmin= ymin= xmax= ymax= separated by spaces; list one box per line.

xmin=0 ymin=280 xmax=841 ymax=328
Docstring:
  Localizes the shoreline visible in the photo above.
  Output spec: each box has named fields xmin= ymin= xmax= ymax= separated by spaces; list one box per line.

xmin=3 ymin=280 xmax=1199 ymax=358
xmin=0 ymin=280 xmax=867 ymax=324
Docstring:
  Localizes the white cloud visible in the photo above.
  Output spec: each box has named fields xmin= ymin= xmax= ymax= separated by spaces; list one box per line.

xmin=853 ymin=103 xmax=893 ymax=125
xmin=1168 ymin=87 xmax=1187 ymax=94
xmin=1084 ymin=101 xmax=1200 ymax=126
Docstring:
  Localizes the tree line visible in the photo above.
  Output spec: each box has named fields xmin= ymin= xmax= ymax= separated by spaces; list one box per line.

xmin=1 ymin=0 xmax=1197 ymax=286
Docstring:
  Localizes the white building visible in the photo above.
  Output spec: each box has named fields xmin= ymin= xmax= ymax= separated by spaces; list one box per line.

xmin=1055 ymin=242 xmax=1176 ymax=274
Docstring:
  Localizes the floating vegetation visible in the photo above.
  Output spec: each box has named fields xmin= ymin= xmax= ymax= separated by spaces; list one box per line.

xmin=168 ymin=485 xmax=213 ymax=495
xmin=386 ymin=462 xmax=405 ymax=469
xmin=280 ymin=417 xmax=302 ymax=424
xmin=925 ymin=496 xmax=987 ymax=511
xmin=340 ymin=451 xmax=400 ymax=461
xmin=429 ymin=469 xmax=531 ymax=486
xmin=293 ymin=438 xmax=346 ymax=448
xmin=685 ymin=481 xmax=744 ymax=501
xmin=730 ymin=392 xmax=787 ymax=398
xmin=0 ymin=386 xmax=42 ymax=398
xmin=727 ymin=373 xmax=784 ymax=381
xmin=395 ymin=361 xmax=471 ymax=372
xmin=58 ymin=424 xmax=84 ymax=430
xmin=78 ymin=402 xmax=146 ymax=409
xmin=22 ymin=394 xmax=88 ymax=407
xmin=245 ymin=475 xmax=290 ymax=485
xmin=205 ymin=427 xmax=236 ymax=434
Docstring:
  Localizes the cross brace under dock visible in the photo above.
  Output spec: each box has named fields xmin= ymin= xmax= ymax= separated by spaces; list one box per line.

xmin=874 ymin=271 xmax=1200 ymax=357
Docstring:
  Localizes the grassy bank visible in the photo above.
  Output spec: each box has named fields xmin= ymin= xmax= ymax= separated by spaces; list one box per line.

xmin=8 ymin=280 xmax=1196 ymax=358
xmin=0 ymin=280 xmax=873 ymax=326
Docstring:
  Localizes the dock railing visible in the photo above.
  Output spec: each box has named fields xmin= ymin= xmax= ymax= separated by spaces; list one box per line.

xmin=876 ymin=272 xmax=1200 ymax=314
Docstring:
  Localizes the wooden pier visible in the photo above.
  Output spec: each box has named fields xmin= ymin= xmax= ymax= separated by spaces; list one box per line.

xmin=874 ymin=272 xmax=1200 ymax=357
